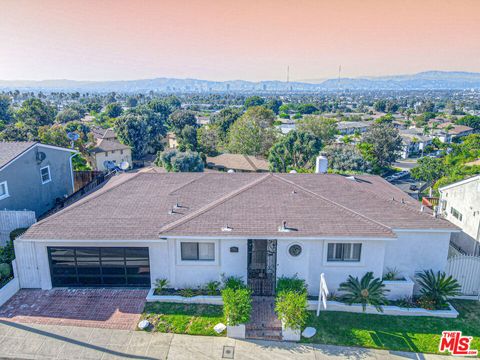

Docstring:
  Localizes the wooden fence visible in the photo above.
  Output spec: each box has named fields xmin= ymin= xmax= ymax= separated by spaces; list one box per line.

xmin=74 ymin=171 xmax=103 ymax=192
xmin=0 ymin=210 xmax=36 ymax=245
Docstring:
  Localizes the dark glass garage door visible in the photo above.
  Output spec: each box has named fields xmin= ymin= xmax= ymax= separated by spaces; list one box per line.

xmin=48 ymin=247 xmax=150 ymax=287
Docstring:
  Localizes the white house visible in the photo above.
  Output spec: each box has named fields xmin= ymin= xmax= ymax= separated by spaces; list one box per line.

xmin=15 ymin=172 xmax=458 ymax=298
xmin=439 ymin=175 xmax=480 ymax=256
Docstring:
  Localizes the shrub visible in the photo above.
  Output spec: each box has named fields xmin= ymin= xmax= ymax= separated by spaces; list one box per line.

xmin=0 ymin=263 xmax=11 ymax=280
xmin=275 ymin=290 xmax=308 ymax=330
xmin=415 ymin=270 xmax=461 ymax=307
xmin=221 ymin=275 xmax=245 ymax=290
xmin=276 ymin=275 xmax=307 ymax=294
xmin=179 ymin=288 xmax=196 ymax=298
xmin=383 ymin=267 xmax=401 ymax=281
xmin=221 ymin=287 xmax=252 ymax=326
xmin=154 ymin=278 xmax=169 ymax=293
xmin=338 ymin=272 xmax=389 ymax=312
xmin=204 ymin=281 xmax=221 ymax=296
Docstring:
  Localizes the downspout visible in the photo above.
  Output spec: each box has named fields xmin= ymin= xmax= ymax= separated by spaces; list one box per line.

xmin=69 ymin=152 xmax=78 ymax=194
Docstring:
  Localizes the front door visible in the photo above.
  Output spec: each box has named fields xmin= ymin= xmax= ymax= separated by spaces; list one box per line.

xmin=247 ymin=239 xmax=277 ymax=296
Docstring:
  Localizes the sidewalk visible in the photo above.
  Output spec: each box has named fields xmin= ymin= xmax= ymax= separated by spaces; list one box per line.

xmin=0 ymin=320 xmax=463 ymax=359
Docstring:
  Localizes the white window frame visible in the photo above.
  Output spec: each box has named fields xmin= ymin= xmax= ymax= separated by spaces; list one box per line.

xmin=176 ymin=239 xmax=219 ymax=266
xmin=323 ymin=242 xmax=364 ymax=267
xmin=0 ymin=181 xmax=9 ymax=200
xmin=40 ymin=165 xmax=51 ymax=184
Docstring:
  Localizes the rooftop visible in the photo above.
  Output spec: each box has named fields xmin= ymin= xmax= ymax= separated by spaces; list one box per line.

xmin=92 ymin=138 xmax=130 ymax=153
xmin=23 ymin=172 xmax=457 ymax=241
xmin=0 ymin=141 xmax=36 ymax=169
xmin=206 ymin=154 xmax=269 ymax=172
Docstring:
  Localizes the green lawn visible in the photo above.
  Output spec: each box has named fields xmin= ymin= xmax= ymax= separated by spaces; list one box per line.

xmin=302 ymin=300 xmax=480 ymax=355
xmin=141 ymin=302 xmax=225 ymax=336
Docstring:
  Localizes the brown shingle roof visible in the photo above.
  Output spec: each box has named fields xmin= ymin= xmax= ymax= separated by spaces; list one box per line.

xmin=206 ymin=154 xmax=269 ymax=172
xmin=0 ymin=141 xmax=36 ymax=169
xmin=22 ymin=173 xmax=457 ymax=241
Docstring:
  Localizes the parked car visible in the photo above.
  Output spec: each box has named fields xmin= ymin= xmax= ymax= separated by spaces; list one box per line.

xmin=409 ymin=184 xmax=418 ymax=191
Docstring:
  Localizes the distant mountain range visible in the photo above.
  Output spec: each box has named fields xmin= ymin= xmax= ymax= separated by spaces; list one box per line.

xmin=1 ymin=71 xmax=480 ymax=92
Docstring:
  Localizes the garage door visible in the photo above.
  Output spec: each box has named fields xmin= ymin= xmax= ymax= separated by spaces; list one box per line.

xmin=48 ymin=247 xmax=150 ymax=287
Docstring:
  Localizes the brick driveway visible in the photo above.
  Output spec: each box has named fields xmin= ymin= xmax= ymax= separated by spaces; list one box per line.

xmin=0 ymin=288 xmax=148 ymax=330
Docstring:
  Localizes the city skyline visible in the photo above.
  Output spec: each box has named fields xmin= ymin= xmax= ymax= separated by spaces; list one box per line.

xmin=1 ymin=0 xmax=480 ymax=82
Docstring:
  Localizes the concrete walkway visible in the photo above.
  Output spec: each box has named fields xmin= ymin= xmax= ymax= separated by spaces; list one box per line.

xmin=0 ymin=320 xmax=462 ymax=359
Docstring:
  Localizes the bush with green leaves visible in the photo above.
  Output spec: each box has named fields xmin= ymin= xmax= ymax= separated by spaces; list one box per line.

xmin=154 ymin=278 xmax=169 ymax=293
xmin=276 ymin=275 xmax=307 ymax=294
xmin=221 ymin=275 xmax=246 ymax=290
xmin=382 ymin=267 xmax=401 ymax=281
xmin=338 ymin=272 xmax=389 ymax=312
xmin=179 ymin=288 xmax=196 ymax=298
xmin=221 ymin=287 xmax=252 ymax=326
xmin=155 ymin=149 xmax=204 ymax=172
xmin=0 ymin=263 xmax=11 ymax=280
xmin=275 ymin=290 xmax=308 ymax=330
xmin=204 ymin=281 xmax=221 ymax=296
xmin=415 ymin=270 xmax=461 ymax=307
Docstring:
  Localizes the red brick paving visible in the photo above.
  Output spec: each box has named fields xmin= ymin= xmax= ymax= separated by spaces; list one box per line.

xmin=246 ymin=296 xmax=282 ymax=340
xmin=0 ymin=288 xmax=148 ymax=330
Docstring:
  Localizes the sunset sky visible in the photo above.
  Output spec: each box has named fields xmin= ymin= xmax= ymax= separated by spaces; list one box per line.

xmin=1 ymin=0 xmax=479 ymax=82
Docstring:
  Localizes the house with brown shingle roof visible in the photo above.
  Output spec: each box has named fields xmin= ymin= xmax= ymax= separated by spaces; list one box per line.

xmin=15 ymin=172 xmax=458 ymax=298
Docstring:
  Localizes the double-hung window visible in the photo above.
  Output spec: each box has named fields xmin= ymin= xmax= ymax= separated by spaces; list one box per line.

xmin=327 ymin=243 xmax=362 ymax=262
xmin=40 ymin=166 xmax=51 ymax=184
xmin=0 ymin=181 xmax=9 ymax=200
xmin=180 ymin=242 xmax=215 ymax=261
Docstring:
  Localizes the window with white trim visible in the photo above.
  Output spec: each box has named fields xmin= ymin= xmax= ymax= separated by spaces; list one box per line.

xmin=180 ymin=242 xmax=215 ymax=261
xmin=327 ymin=243 xmax=362 ymax=262
xmin=450 ymin=207 xmax=463 ymax=221
xmin=0 ymin=181 xmax=9 ymax=200
xmin=40 ymin=166 xmax=51 ymax=184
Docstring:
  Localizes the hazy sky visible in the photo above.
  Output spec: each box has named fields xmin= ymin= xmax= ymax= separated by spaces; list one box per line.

xmin=1 ymin=0 xmax=479 ymax=81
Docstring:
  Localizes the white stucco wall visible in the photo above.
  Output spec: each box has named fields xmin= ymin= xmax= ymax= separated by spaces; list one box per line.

xmin=14 ymin=231 xmax=452 ymax=297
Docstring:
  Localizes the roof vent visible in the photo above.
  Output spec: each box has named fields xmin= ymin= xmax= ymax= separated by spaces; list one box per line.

xmin=221 ymin=225 xmax=233 ymax=232
xmin=227 ymin=169 xmax=235 ymax=173
xmin=168 ymin=207 xmax=178 ymax=215
xmin=278 ymin=221 xmax=298 ymax=232
xmin=315 ymin=155 xmax=328 ymax=174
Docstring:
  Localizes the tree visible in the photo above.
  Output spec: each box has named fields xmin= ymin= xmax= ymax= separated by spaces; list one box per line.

xmin=268 ymin=130 xmax=322 ymax=172
xmin=16 ymin=98 xmax=56 ymax=126
xmin=126 ymin=97 xmax=138 ymax=108
xmin=227 ymin=106 xmax=278 ymax=156
xmin=244 ymin=96 xmax=264 ymax=108
xmin=197 ymin=125 xmax=220 ymax=156
xmin=297 ymin=103 xmax=318 ymax=114
xmin=55 ymin=108 xmax=82 ymax=123
xmin=114 ymin=113 xmax=149 ymax=158
xmin=375 ymin=114 xmax=394 ymax=124
xmin=177 ymin=125 xmax=198 ymax=151
xmin=361 ymin=123 xmax=403 ymax=168
xmin=104 ymin=102 xmax=123 ymax=118
xmin=168 ymin=110 xmax=197 ymax=133
xmin=38 ymin=124 xmax=70 ymax=148
xmin=210 ymin=107 xmax=242 ymax=140
xmin=297 ymin=116 xmax=338 ymax=144
xmin=321 ymin=144 xmax=371 ymax=173
xmin=0 ymin=95 xmax=12 ymax=122
xmin=147 ymin=98 xmax=172 ymax=119
xmin=155 ymin=149 xmax=204 ymax=172
xmin=265 ymin=99 xmax=282 ymax=114
xmin=411 ymin=157 xmax=446 ymax=183
xmin=373 ymin=100 xmax=387 ymax=112
xmin=455 ymin=115 xmax=480 ymax=131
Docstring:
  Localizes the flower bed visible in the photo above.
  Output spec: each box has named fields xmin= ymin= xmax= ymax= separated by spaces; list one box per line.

xmin=307 ymin=299 xmax=459 ymax=318
xmin=146 ymin=288 xmax=223 ymax=305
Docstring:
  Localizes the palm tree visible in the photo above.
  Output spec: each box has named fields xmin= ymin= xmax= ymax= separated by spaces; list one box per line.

xmin=338 ymin=272 xmax=389 ymax=312
xmin=416 ymin=270 xmax=461 ymax=306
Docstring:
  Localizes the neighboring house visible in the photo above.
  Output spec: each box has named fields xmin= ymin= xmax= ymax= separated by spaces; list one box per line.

xmin=91 ymin=126 xmax=117 ymax=141
xmin=433 ymin=123 xmax=474 ymax=143
xmin=91 ymin=138 xmax=132 ymax=172
xmin=206 ymin=154 xmax=269 ymax=172
xmin=337 ymin=121 xmax=371 ymax=135
xmin=0 ymin=142 xmax=76 ymax=217
xmin=16 ymin=171 xmax=457 ymax=298
xmin=165 ymin=132 xmax=178 ymax=149
xmin=439 ymin=175 xmax=480 ymax=256
xmin=399 ymin=129 xmax=432 ymax=159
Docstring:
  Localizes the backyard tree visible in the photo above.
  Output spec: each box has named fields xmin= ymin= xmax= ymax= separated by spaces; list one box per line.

xmin=268 ymin=130 xmax=322 ymax=172
xmin=321 ymin=144 xmax=371 ymax=173
xmin=361 ymin=123 xmax=403 ymax=169
xmin=297 ymin=116 xmax=338 ymax=145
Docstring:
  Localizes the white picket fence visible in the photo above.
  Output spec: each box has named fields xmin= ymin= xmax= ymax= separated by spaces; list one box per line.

xmin=0 ymin=210 xmax=36 ymax=245
xmin=446 ymin=255 xmax=480 ymax=296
